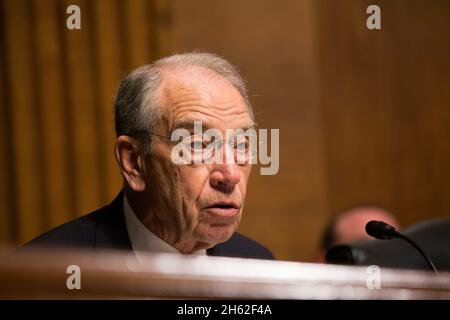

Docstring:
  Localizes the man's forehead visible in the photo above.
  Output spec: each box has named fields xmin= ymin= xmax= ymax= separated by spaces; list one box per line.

xmin=160 ymin=65 xmax=231 ymax=93
xmin=157 ymin=66 xmax=253 ymax=131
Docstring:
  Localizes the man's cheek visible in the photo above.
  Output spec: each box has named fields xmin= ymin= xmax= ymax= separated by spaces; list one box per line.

xmin=180 ymin=167 xmax=208 ymax=201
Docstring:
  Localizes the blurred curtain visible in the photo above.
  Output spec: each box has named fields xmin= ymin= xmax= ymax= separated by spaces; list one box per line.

xmin=0 ymin=0 xmax=170 ymax=244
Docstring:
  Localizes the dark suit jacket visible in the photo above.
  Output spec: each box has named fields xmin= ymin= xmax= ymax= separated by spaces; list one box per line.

xmin=25 ymin=191 xmax=274 ymax=260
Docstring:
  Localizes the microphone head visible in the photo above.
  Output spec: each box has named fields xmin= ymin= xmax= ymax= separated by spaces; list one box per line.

xmin=365 ymin=220 xmax=398 ymax=240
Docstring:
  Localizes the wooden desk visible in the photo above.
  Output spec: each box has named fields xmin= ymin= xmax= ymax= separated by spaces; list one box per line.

xmin=1 ymin=248 xmax=449 ymax=299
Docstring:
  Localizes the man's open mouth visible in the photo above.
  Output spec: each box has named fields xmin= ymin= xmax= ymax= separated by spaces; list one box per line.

xmin=204 ymin=202 xmax=240 ymax=218
xmin=206 ymin=202 xmax=239 ymax=209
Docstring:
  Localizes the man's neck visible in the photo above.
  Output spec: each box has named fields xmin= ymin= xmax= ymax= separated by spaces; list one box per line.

xmin=124 ymin=189 xmax=210 ymax=254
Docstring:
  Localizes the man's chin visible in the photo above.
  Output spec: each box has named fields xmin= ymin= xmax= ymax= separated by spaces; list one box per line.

xmin=198 ymin=224 xmax=236 ymax=247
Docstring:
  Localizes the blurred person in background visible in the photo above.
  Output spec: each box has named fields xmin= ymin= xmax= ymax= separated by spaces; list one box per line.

xmin=315 ymin=205 xmax=401 ymax=262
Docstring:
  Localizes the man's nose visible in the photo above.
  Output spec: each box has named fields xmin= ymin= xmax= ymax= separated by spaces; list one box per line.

xmin=209 ymin=162 xmax=241 ymax=192
xmin=209 ymin=144 xmax=240 ymax=191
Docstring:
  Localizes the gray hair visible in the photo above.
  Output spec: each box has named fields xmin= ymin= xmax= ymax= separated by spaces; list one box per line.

xmin=114 ymin=52 xmax=254 ymax=153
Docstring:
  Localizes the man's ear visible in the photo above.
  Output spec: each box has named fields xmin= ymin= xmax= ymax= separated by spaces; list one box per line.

xmin=115 ymin=135 xmax=147 ymax=192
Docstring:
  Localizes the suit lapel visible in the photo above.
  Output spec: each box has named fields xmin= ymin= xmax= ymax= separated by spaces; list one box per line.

xmin=94 ymin=191 xmax=133 ymax=251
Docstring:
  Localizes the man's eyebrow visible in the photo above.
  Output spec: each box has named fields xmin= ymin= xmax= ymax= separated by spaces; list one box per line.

xmin=240 ymin=122 xmax=257 ymax=130
xmin=172 ymin=120 xmax=256 ymax=132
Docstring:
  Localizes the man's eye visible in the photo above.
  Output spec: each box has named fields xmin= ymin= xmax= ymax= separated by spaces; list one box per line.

xmin=235 ymin=140 xmax=248 ymax=150
xmin=204 ymin=138 xmax=221 ymax=149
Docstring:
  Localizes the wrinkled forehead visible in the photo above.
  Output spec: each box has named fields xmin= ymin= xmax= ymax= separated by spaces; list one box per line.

xmin=157 ymin=66 xmax=254 ymax=132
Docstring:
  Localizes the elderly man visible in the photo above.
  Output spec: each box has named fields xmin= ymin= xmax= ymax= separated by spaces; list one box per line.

xmin=26 ymin=52 xmax=274 ymax=260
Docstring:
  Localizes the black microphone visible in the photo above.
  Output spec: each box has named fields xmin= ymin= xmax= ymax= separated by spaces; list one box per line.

xmin=365 ymin=220 xmax=399 ymax=239
xmin=365 ymin=220 xmax=439 ymax=274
